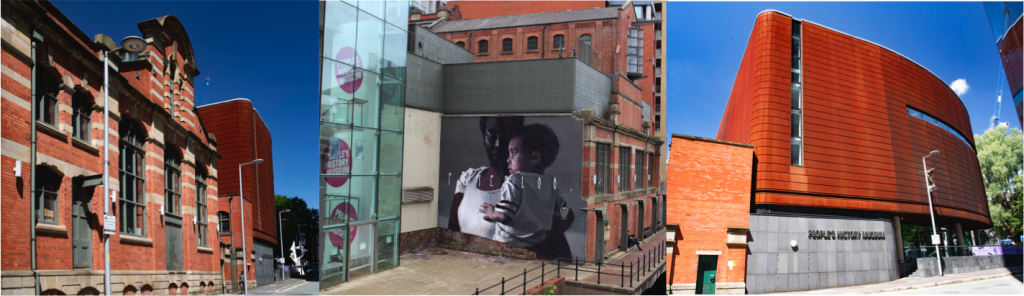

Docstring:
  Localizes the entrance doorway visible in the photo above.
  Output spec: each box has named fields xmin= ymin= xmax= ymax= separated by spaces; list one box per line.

xmin=72 ymin=178 xmax=93 ymax=269
xmin=695 ymin=255 xmax=718 ymax=294
xmin=165 ymin=216 xmax=184 ymax=270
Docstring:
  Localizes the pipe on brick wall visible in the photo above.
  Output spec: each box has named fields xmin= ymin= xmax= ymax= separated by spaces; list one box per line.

xmin=541 ymin=25 xmax=548 ymax=59
xmin=30 ymin=29 xmax=41 ymax=296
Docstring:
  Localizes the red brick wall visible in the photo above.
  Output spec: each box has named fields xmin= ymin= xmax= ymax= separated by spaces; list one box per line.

xmin=1 ymin=3 xmax=219 ymax=276
xmin=716 ymin=11 xmax=989 ymax=229
xmin=666 ymin=135 xmax=752 ymax=286
xmin=452 ymin=1 xmax=606 ymax=20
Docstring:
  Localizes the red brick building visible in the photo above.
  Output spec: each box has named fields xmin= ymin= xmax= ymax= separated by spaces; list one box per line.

xmin=2 ymin=1 xmax=223 ymax=294
xmin=425 ymin=1 xmax=666 ymax=263
xmin=665 ymin=134 xmax=753 ymax=294
xmin=197 ymin=98 xmax=277 ymax=291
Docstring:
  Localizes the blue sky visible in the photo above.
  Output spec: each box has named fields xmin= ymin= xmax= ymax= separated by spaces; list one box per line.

xmin=667 ymin=2 xmax=1022 ymax=143
xmin=55 ymin=1 xmax=321 ymax=209
xmin=53 ymin=1 xmax=1021 ymax=211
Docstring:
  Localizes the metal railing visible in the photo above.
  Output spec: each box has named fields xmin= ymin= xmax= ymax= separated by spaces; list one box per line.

xmin=551 ymin=39 xmax=615 ymax=75
xmin=903 ymin=245 xmax=1016 ymax=261
xmin=474 ymin=244 xmax=666 ymax=295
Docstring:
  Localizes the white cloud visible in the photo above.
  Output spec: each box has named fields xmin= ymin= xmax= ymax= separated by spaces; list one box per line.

xmin=950 ymin=79 xmax=970 ymax=96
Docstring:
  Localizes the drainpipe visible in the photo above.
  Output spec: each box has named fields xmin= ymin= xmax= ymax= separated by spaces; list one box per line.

xmin=229 ymin=195 xmax=237 ymax=293
xmin=468 ymin=32 xmax=474 ymax=53
xmin=30 ymin=29 xmax=42 ymax=296
xmin=541 ymin=25 xmax=548 ymax=59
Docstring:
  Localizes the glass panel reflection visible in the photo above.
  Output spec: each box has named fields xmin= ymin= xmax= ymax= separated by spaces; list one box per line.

xmin=348 ymin=223 xmax=376 ymax=279
xmin=377 ymin=219 xmax=399 ymax=271
xmin=357 ymin=11 xmax=385 ymax=74
xmin=380 ymin=78 xmax=405 ymax=132
xmin=323 ymin=1 xmax=359 ymax=66
xmin=379 ymin=130 xmax=403 ymax=174
xmin=377 ymin=176 xmax=401 ymax=220
xmin=322 ymin=176 xmax=377 ymax=224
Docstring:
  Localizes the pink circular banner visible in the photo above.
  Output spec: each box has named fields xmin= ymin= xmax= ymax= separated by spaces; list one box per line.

xmin=328 ymin=203 xmax=358 ymax=247
xmin=334 ymin=46 xmax=363 ymax=94
xmin=322 ymin=138 xmax=351 ymax=187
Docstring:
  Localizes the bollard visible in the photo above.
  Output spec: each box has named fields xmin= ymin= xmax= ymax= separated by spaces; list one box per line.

xmin=597 ymin=261 xmax=602 ymax=285
xmin=636 ymin=258 xmax=641 ymax=282
xmin=501 ymin=277 xmax=505 ymax=295
xmin=629 ymin=261 xmax=634 ymax=288
xmin=523 ymin=268 xmax=527 ymax=295
xmin=643 ymin=253 xmax=647 ymax=277
xmin=475 ymin=288 xmax=479 ymax=295
xmin=557 ymin=258 xmax=561 ymax=278
xmin=542 ymin=262 xmax=545 ymax=282
xmin=621 ymin=261 xmax=625 ymax=287
xmin=575 ymin=257 xmax=579 ymax=281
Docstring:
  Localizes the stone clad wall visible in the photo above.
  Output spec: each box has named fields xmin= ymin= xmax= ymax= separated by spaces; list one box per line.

xmin=914 ymin=254 xmax=1024 ymax=277
xmin=745 ymin=214 xmax=898 ymax=294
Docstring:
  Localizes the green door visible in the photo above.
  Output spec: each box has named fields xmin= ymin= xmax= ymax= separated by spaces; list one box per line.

xmin=695 ymin=255 xmax=718 ymax=294
xmin=72 ymin=181 xmax=92 ymax=269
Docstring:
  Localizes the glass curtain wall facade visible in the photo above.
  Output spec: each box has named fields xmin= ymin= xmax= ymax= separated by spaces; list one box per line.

xmin=319 ymin=0 xmax=408 ymax=288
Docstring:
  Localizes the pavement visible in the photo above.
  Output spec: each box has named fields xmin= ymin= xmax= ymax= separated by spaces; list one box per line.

xmin=775 ymin=266 xmax=1023 ymax=295
xmin=231 ymin=277 xmax=319 ymax=295
xmin=881 ymin=273 xmax=1023 ymax=294
xmin=320 ymin=248 xmax=543 ymax=295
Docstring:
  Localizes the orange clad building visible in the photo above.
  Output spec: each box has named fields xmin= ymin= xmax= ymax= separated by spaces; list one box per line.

xmin=667 ymin=10 xmax=992 ymax=295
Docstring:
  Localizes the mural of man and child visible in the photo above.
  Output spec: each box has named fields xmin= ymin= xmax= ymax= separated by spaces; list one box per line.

xmin=440 ymin=116 xmax=586 ymax=260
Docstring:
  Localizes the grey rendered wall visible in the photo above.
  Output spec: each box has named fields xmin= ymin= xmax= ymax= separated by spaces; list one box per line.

xmin=575 ymin=60 xmax=612 ymax=117
xmin=914 ymin=254 xmax=1023 ymax=277
xmin=406 ymin=54 xmax=444 ymax=111
xmin=442 ymin=58 xmax=611 ymax=114
xmin=410 ymin=25 xmax=475 ymax=64
xmin=745 ymin=215 xmax=899 ymax=294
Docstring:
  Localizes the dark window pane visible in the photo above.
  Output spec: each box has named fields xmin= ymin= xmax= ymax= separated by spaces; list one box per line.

xmin=502 ymin=38 xmax=512 ymax=52
xmin=527 ymin=36 xmax=538 ymax=50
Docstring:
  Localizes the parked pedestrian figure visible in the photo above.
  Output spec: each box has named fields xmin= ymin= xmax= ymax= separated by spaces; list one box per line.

xmin=629 ymin=234 xmax=643 ymax=251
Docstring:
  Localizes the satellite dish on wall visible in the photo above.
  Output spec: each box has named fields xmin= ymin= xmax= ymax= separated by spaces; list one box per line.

xmin=120 ymin=36 xmax=147 ymax=53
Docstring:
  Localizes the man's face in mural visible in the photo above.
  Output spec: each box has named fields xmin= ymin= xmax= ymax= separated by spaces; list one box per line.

xmin=483 ymin=118 xmax=511 ymax=175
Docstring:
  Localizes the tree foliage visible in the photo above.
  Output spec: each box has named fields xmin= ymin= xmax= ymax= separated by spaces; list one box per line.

xmin=974 ymin=126 xmax=1023 ymax=244
xmin=275 ymin=194 xmax=321 ymax=265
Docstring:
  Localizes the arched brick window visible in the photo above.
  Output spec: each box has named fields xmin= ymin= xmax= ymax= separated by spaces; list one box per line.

xmin=553 ymin=34 xmax=565 ymax=49
xmin=527 ymin=36 xmax=538 ymax=50
xmin=502 ymin=38 xmax=513 ymax=52
xmin=478 ymin=40 xmax=488 ymax=54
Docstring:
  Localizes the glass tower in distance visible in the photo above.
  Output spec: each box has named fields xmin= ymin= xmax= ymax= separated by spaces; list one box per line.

xmin=318 ymin=0 xmax=408 ymax=288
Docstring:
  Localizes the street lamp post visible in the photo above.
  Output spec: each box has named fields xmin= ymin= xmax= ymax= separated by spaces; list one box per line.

xmin=922 ymin=150 xmax=942 ymax=277
xmin=239 ymin=159 xmax=263 ymax=295
xmin=102 ymin=36 xmax=146 ymax=296
xmin=278 ymin=209 xmax=291 ymax=280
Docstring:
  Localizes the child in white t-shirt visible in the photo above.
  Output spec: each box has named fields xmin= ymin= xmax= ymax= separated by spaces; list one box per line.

xmin=481 ymin=124 xmax=568 ymax=249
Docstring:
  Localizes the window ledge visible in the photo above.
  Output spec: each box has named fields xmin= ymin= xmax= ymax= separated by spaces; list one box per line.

xmin=36 ymin=121 xmax=67 ymax=141
xmin=501 ymin=51 xmax=514 ymax=55
xmin=476 ymin=52 xmax=489 ymax=56
xmin=36 ymin=223 xmax=67 ymax=236
xmin=120 ymin=235 xmax=154 ymax=246
xmin=198 ymin=246 xmax=214 ymax=253
xmin=71 ymin=137 xmax=100 ymax=154
xmin=525 ymin=49 xmax=539 ymax=53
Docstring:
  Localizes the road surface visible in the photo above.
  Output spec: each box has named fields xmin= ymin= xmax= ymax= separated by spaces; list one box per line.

xmin=881 ymin=274 xmax=1023 ymax=295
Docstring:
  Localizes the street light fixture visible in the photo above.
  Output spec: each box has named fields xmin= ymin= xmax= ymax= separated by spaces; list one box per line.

xmin=278 ymin=208 xmax=291 ymax=280
xmin=922 ymin=150 xmax=942 ymax=277
xmin=238 ymin=158 xmax=263 ymax=295
xmin=102 ymin=36 xmax=146 ymax=296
